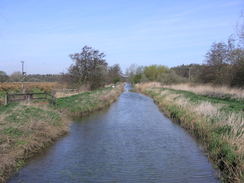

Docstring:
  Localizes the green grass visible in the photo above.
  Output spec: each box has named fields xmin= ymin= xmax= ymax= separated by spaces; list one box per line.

xmin=3 ymin=127 xmax=24 ymax=137
xmin=4 ymin=106 xmax=61 ymax=125
xmin=55 ymin=87 xmax=113 ymax=114
xmin=161 ymin=88 xmax=244 ymax=113
xmin=0 ymin=91 xmax=6 ymax=97
xmin=0 ymin=102 xmax=18 ymax=114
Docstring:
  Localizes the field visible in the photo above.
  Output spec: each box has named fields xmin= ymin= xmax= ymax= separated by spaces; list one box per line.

xmin=136 ymin=82 xmax=244 ymax=182
xmin=0 ymin=84 xmax=123 ymax=183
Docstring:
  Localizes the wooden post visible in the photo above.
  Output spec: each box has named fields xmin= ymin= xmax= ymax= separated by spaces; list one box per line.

xmin=27 ymin=94 xmax=31 ymax=103
xmin=52 ymin=95 xmax=55 ymax=105
xmin=4 ymin=93 xmax=8 ymax=105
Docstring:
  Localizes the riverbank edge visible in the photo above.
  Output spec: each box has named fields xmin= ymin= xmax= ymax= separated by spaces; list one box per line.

xmin=1 ymin=84 xmax=124 ymax=183
xmin=135 ymin=86 xmax=243 ymax=183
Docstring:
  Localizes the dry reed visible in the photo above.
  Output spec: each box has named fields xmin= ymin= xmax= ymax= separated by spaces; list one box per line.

xmin=163 ymin=83 xmax=244 ymax=100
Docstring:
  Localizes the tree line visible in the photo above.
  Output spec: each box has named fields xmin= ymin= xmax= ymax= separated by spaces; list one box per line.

xmin=0 ymin=72 xmax=62 ymax=82
xmin=172 ymin=37 xmax=244 ymax=87
xmin=127 ymin=26 xmax=244 ymax=87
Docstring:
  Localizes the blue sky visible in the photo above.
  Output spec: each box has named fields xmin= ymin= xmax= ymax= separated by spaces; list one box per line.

xmin=0 ymin=0 xmax=243 ymax=74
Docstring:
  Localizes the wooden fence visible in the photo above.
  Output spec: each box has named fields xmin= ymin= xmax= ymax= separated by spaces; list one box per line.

xmin=4 ymin=92 xmax=56 ymax=105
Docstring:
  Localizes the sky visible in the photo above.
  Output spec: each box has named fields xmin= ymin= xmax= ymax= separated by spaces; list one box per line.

xmin=0 ymin=0 xmax=243 ymax=74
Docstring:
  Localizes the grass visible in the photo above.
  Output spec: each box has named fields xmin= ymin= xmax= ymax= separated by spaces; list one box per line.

xmin=163 ymin=88 xmax=244 ymax=113
xmin=0 ymin=84 xmax=123 ymax=183
xmin=54 ymin=86 xmax=121 ymax=115
xmin=136 ymin=82 xmax=244 ymax=183
xmin=163 ymin=83 xmax=244 ymax=101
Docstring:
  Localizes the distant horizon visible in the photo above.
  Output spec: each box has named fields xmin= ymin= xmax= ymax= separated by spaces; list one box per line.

xmin=1 ymin=0 xmax=243 ymax=75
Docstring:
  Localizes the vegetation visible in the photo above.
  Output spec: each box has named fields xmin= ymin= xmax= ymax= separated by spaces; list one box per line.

xmin=172 ymin=38 xmax=244 ymax=87
xmin=0 ymin=84 xmax=123 ymax=183
xmin=136 ymin=82 xmax=244 ymax=182
xmin=162 ymin=83 xmax=244 ymax=101
xmin=0 ymin=103 xmax=67 ymax=183
xmin=65 ymin=46 xmax=122 ymax=89
xmin=55 ymin=85 xmax=123 ymax=116
xmin=0 ymin=71 xmax=8 ymax=83
xmin=126 ymin=64 xmax=186 ymax=84
xmin=23 ymin=74 xmax=62 ymax=82
xmin=0 ymin=82 xmax=62 ymax=93
xmin=0 ymin=71 xmax=62 ymax=83
xmin=126 ymin=27 xmax=244 ymax=87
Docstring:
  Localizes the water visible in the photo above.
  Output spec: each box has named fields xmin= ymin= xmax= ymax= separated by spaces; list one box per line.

xmin=8 ymin=84 xmax=219 ymax=183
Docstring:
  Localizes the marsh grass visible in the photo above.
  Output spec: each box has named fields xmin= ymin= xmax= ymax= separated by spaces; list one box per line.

xmin=136 ymin=82 xmax=244 ymax=183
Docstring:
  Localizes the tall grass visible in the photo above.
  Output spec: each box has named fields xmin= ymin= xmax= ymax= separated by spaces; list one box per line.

xmin=163 ymin=83 xmax=244 ymax=100
xmin=0 ymin=104 xmax=68 ymax=183
xmin=136 ymin=82 xmax=244 ymax=182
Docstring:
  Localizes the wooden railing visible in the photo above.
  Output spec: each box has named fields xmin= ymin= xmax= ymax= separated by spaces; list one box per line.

xmin=4 ymin=92 xmax=56 ymax=105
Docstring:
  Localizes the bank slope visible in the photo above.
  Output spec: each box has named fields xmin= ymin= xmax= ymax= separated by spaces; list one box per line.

xmin=136 ymin=83 xmax=244 ymax=183
xmin=0 ymin=84 xmax=123 ymax=183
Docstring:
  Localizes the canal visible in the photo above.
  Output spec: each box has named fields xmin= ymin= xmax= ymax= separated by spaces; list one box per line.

xmin=8 ymin=84 xmax=219 ymax=183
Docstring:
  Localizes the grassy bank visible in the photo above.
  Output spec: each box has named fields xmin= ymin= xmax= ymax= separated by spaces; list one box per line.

xmin=0 ymin=84 xmax=123 ymax=183
xmin=136 ymin=82 xmax=244 ymax=183
xmin=55 ymin=85 xmax=123 ymax=116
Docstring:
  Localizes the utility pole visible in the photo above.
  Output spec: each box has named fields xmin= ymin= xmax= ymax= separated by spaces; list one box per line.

xmin=21 ymin=61 xmax=25 ymax=93
xmin=188 ymin=66 xmax=191 ymax=81
xmin=21 ymin=61 xmax=24 ymax=75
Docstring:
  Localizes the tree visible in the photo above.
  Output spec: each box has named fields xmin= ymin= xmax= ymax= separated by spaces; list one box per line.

xmin=68 ymin=46 xmax=108 ymax=89
xmin=144 ymin=65 xmax=169 ymax=81
xmin=9 ymin=71 xmax=22 ymax=82
xmin=108 ymin=64 xmax=122 ymax=84
xmin=230 ymin=48 xmax=244 ymax=86
xmin=126 ymin=64 xmax=144 ymax=83
xmin=206 ymin=42 xmax=228 ymax=66
xmin=236 ymin=14 xmax=244 ymax=46
xmin=205 ymin=42 xmax=230 ymax=84
xmin=0 ymin=71 xmax=8 ymax=82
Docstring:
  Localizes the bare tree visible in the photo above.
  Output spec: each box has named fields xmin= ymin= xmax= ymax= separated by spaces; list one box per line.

xmin=236 ymin=12 xmax=244 ymax=46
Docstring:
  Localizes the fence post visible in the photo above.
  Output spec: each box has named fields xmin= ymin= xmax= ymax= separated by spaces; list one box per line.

xmin=52 ymin=95 xmax=56 ymax=105
xmin=27 ymin=94 xmax=31 ymax=103
xmin=4 ymin=93 xmax=8 ymax=105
